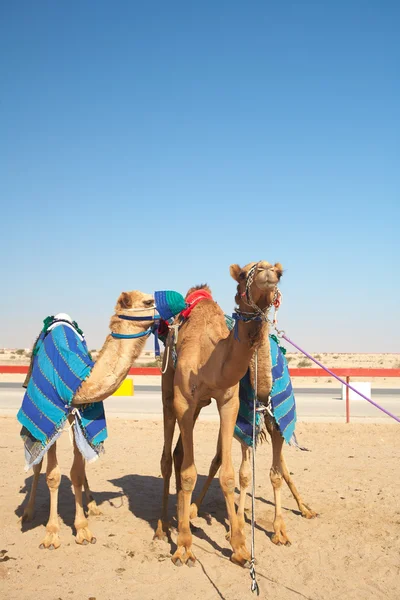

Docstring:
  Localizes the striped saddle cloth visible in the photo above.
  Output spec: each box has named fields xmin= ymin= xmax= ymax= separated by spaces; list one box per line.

xmin=17 ymin=322 xmax=107 ymax=470
xmin=222 ymin=316 xmax=297 ymax=447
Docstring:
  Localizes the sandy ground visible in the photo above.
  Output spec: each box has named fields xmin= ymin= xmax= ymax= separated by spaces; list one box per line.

xmin=1 ymin=417 xmax=399 ymax=600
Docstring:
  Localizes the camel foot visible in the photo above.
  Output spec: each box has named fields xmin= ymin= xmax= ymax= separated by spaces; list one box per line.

xmin=153 ymin=519 xmax=169 ymax=542
xmin=189 ymin=503 xmax=199 ymax=520
xmin=39 ymin=532 xmax=61 ymax=550
xmin=87 ymin=500 xmax=102 ymax=517
xmin=271 ymin=529 xmax=291 ymax=546
xmin=300 ymin=504 xmax=318 ymax=519
xmin=75 ymin=526 xmax=96 ymax=545
xmin=174 ymin=558 xmax=183 ymax=567
xmin=230 ymin=546 xmax=251 ymax=567
xmin=171 ymin=547 xmax=196 ymax=567
xmin=271 ymin=516 xmax=291 ymax=546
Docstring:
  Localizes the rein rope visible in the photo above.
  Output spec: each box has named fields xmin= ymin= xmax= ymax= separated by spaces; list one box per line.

xmin=275 ymin=328 xmax=400 ymax=424
xmin=160 ymin=324 xmax=180 ymax=374
xmin=250 ymin=350 xmax=260 ymax=595
xmin=110 ymin=309 xmax=162 ymax=356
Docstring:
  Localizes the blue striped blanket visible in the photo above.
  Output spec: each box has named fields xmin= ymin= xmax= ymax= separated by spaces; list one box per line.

xmin=233 ymin=335 xmax=297 ymax=446
xmin=17 ymin=323 xmax=107 ymax=470
xmin=234 ymin=369 xmax=264 ymax=447
xmin=269 ymin=335 xmax=297 ymax=443
xmin=220 ymin=313 xmax=296 ymax=446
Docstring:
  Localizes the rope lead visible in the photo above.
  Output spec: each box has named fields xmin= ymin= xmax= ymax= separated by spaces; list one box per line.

xmin=250 ymin=351 xmax=259 ymax=594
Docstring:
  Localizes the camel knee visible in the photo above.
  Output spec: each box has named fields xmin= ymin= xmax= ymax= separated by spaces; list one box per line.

xmin=270 ymin=467 xmax=283 ymax=490
xmin=220 ymin=467 xmax=235 ymax=494
xmin=239 ymin=455 xmax=251 ymax=489
xmin=181 ymin=465 xmax=197 ymax=492
xmin=239 ymin=468 xmax=251 ymax=490
xmin=46 ymin=466 xmax=61 ymax=490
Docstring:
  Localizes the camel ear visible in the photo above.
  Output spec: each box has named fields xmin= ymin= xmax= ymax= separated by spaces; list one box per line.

xmin=229 ymin=264 xmax=242 ymax=282
xmin=274 ymin=263 xmax=284 ymax=279
xmin=117 ymin=292 xmax=133 ymax=310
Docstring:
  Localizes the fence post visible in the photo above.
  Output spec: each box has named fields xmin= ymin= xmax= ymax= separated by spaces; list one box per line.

xmin=346 ymin=376 xmax=350 ymax=423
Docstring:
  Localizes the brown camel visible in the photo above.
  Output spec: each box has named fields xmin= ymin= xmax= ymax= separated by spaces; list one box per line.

xmin=189 ymin=360 xmax=317 ymax=547
xmin=20 ymin=290 xmax=158 ymax=549
xmin=154 ymin=260 xmax=282 ymax=567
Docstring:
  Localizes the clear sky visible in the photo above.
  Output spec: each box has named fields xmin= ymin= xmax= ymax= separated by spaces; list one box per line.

xmin=1 ymin=1 xmax=399 ymax=352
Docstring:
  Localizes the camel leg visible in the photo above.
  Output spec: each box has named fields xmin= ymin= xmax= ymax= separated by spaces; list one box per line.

xmin=281 ymin=452 xmax=317 ymax=519
xmin=70 ymin=439 xmax=96 ymax=545
xmin=190 ymin=430 xmax=222 ymax=519
xmin=20 ymin=459 xmax=43 ymax=523
xmin=270 ymin=429 xmax=291 ymax=545
xmin=237 ymin=443 xmax=251 ymax=533
xmin=173 ymin=435 xmax=184 ymax=497
xmin=171 ymin=391 xmax=197 ymax=567
xmin=83 ymin=473 xmax=102 ymax=516
xmin=39 ymin=444 xmax=61 ymax=549
xmin=218 ymin=398 xmax=251 ymax=566
xmin=154 ymin=380 xmax=176 ymax=541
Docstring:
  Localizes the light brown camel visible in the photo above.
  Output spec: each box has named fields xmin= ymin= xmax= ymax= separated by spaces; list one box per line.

xmin=189 ymin=352 xmax=317 ymax=547
xmin=154 ymin=260 xmax=282 ymax=567
xmin=20 ymin=290 xmax=158 ymax=550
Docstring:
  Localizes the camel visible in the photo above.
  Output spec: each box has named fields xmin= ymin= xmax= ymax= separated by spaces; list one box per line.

xmin=189 ymin=342 xmax=317 ymax=547
xmin=18 ymin=290 xmax=162 ymax=550
xmin=154 ymin=260 xmax=283 ymax=567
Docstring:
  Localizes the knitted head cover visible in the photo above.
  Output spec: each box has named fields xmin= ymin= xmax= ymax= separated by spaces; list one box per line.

xmin=154 ymin=290 xmax=187 ymax=321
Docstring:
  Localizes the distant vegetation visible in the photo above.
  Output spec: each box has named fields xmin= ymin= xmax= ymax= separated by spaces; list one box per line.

xmin=145 ymin=360 xmax=161 ymax=367
xmin=298 ymin=358 xmax=312 ymax=368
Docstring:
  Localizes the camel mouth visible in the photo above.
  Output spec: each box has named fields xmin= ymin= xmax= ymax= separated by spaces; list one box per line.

xmin=255 ymin=269 xmax=279 ymax=291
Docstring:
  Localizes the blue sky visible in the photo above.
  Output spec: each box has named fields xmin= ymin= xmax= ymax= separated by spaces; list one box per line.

xmin=1 ymin=1 xmax=399 ymax=352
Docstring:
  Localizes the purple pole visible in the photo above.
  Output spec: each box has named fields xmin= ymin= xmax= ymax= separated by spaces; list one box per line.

xmin=280 ymin=333 xmax=400 ymax=424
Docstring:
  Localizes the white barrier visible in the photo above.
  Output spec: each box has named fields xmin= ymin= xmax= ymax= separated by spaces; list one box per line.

xmin=342 ymin=381 xmax=371 ymax=401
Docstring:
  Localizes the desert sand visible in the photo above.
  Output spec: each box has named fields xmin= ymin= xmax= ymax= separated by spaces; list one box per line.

xmin=1 ymin=416 xmax=399 ymax=600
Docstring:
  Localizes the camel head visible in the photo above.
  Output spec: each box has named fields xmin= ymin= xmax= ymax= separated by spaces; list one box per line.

xmin=230 ymin=261 xmax=283 ymax=312
xmin=109 ymin=290 xmax=157 ymax=336
xmin=115 ymin=290 xmax=155 ymax=314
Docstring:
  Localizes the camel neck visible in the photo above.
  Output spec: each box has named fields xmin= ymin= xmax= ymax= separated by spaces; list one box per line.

xmin=218 ymin=317 xmax=268 ymax=389
xmin=73 ymin=333 xmax=147 ymax=405
xmin=247 ymin=325 xmax=273 ymax=403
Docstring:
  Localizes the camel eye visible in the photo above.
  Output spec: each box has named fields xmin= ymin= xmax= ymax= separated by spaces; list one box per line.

xmin=239 ymin=272 xmax=246 ymax=281
xmin=143 ymin=299 xmax=154 ymax=307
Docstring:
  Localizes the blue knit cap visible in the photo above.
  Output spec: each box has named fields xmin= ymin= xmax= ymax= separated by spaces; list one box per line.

xmin=154 ymin=290 xmax=187 ymax=321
